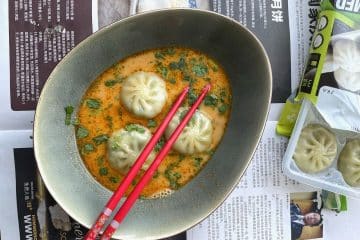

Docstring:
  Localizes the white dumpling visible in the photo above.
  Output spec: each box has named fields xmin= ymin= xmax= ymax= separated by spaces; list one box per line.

xmin=293 ymin=124 xmax=337 ymax=173
xmin=165 ymin=107 xmax=213 ymax=154
xmin=322 ymin=53 xmax=339 ymax=73
xmin=333 ymin=39 xmax=360 ymax=73
xmin=121 ymin=71 xmax=167 ymax=118
xmin=334 ymin=68 xmax=360 ymax=92
xmin=338 ymin=139 xmax=360 ymax=187
xmin=107 ymin=124 xmax=155 ymax=174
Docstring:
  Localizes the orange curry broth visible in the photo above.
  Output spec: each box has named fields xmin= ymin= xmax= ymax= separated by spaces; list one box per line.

xmin=76 ymin=47 xmax=231 ymax=198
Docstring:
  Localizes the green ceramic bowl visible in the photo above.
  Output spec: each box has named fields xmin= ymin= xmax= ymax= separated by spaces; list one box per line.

xmin=34 ymin=9 xmax=271 ymax=239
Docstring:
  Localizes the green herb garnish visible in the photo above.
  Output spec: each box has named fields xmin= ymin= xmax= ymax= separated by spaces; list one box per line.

xmin=194 ymin=157 xmax=203 ymax=168
xmin=92 ymin=134 xmax=109 ymax=145
xmin=164 ymin=160 xmax=183 ymax=190
xmin=71 ymin=119 xmax=80 ymax=126
xmin=109 ymin=176 xmax=119 ymax=183
xmin=125 ymin=124 xmax=145 ymax=133
xmin=169 ymin=57 xmax=186 ymax=71
xmin=105 ymin=116 xmax=113 ymax=129
xmin=188 ymin=88 xmax=198 ymax=105
xmin=64 ymin=106 xmax=74 ymax=125
xmin=154 ymin=48 xmax=176 ymax=60
xmin=99 ymin=167 xmax=108 ymax=176
xmin=96 ymin=156 xmax=104 ymax=166
xmin=155 ymin=52 xmax=165 ymax=60
xmin=82 ymin=143 xmax=94 ymax=154
xmin=218 ymin=104 xmax=228 ymax=114
xmin=157 ymin=64 xmax=168 ymax=79
xmin=105 ymin=79 xmax=121 ymax=87
xmin=153 ymin=170 xmax=160 ymax=179
xmin=76 ymin=126 xmax=89 ymax=139
xmin=192 ymin=63 xmax=208 ymax=77
xmin=155 ymin=137 xmax=165 ymax=152
xmin=179 ymin=154 xmax=186 ymax=161
xmin=147 ymin=119 xmax=157 ymax=128
xmin=169 ymin=78 xmax=176 ymax=84
xmin=183 ymin=74 xmax=196 ymax=85
xmin=86 ymin=99 xmax=101 ymax=109
xmin=204 ymin=94 xmax=218 ymax=107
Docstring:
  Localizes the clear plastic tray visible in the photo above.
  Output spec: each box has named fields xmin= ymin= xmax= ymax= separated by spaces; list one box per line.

xmin=282 ymin=99 xmax=360 ymax=199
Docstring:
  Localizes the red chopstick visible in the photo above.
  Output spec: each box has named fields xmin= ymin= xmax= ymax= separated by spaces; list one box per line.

xmin=85 ymin=86 xmax=189 ymax=240
xmin=100 ymin=84 xmax=211 ymax=240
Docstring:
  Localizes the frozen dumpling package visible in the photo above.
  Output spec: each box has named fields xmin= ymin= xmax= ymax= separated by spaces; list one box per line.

xmin=277 ymin=0 xmax=360 ymax=136
xmin=283 ymin=86 xmax=360 ymax=199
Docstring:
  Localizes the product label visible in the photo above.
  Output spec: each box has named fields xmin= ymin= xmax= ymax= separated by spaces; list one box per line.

xmin=277 ymin=0 xmax=360 ymax=136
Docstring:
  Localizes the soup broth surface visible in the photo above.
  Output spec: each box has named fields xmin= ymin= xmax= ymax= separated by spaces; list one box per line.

xmin=76 ymin=47 xmax=232 ymax=198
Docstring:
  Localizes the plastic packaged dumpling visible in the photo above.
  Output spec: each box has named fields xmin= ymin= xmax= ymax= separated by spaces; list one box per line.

xmin=277 ymin=0 xmax=360 ymax=137
xmin=283 ymin=91 xmax=360 ymax=199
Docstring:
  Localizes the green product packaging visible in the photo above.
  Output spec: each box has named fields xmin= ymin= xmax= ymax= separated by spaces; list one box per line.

xmin=277 ymin=0 xmax=360 ymax=136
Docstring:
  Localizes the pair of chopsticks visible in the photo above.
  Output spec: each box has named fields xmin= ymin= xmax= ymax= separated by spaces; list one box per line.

xmin=85 ymin=84 xmax=211 ymax=240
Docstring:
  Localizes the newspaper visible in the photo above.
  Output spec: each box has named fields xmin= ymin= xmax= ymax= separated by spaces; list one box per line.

xmin=1 ymin=0 xmax=360 ymax=240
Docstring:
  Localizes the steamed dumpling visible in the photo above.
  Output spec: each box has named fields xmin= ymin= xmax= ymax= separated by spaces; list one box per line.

xmin=333 ymin=39 xmax=360 ymax=73
xmin=322 ymin=53 xmax=339 ymax=73
xmin=121 ymin=71 xmax=167 ymax=118
xmin=108 ymin=124 xmax=155 ymax=174
xmin=334 ymin=68 xmax=360 ymax=92
xmin=338 ymin=139 xmax=360 ymax=187
xmin=165 ymin=108 xmax=213 ymax=154
xmin=293 ymin=124 xmax=337 ymax=173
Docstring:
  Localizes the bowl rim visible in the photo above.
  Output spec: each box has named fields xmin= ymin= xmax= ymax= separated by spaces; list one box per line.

xmin=34 ymin=8 xmax=272 ymax=239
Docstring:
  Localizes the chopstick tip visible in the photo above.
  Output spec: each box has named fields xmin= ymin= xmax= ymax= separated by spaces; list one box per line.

xmin=204 ymin=83 xmax=211 ymax=91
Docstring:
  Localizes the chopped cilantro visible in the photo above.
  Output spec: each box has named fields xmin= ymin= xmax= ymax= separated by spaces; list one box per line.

xmin=169 ymin=78 xmax=176 ymax=84
xmin=183 ymin=74 xmax=196 ymax=85
xmin=157 ymin=64 xmax=168 ymax=79
xmin=210 ymin=62 xmax=218 ymax=72
xmin=109 ymin=176 xmax=119 ymax=183
xmin=147 ymin=119 xmax=157 ymax=128
xmin=111 ymin=141 xmax=121 ymax=151
xmin=155 ymin=137 xmax=165 ymax=152
xmin=179 ymin=154 xmax=186 ymax=161
xmin=82 ymin=143 xmax=94 ymax=154
xmin=165 ymin=168 xmax=181 ymax=190
xmin=218 ymin=104 xmax=228 ymax=114
xmin=179 ymin=109 xmax=188 ymax=120
xmin=154 ymin=48 xmax=175 ymax=60
xmin=153 ymin=170 xmax=160 ymax=178
xmin=188 ymin=88 xmax=198 ymax=105
xmin=86 ymin=99 xmax=101 ymax=109
xmin=204 ymin=94 xmax=218 ymax=107
xmin=169 ymin=57 xmax=186 ymax=71
xmin=155 ymin=52 xmax=165 ymax=59
xmin=105 ymin=79 xmax=121 ymax=87
xmin=125 ymin=124 xmax=145 ymax=133
xmin=71 ymin=118 xmax=80 ymax=126
xmin=105 ymin=116 xmax=113 ymax=128
xmin=164 ymin=47 xmax=176 ymax=55
xmin=192 ymin=63 xmax=208 ymax=77
xmin=99 ymin=167 xmax=108 ymax=176
xmin=96 ymin=156 xmax=104 ymax=166
xmin=92 ymin=134 xmax=109 ymax=145
xmin=194 ymin=157 xmax=203 ymax=168
xmin=76 ymin=126 xmax=89 ymax=139
xmin=64 ymin=106 xmax=74 ymax=125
